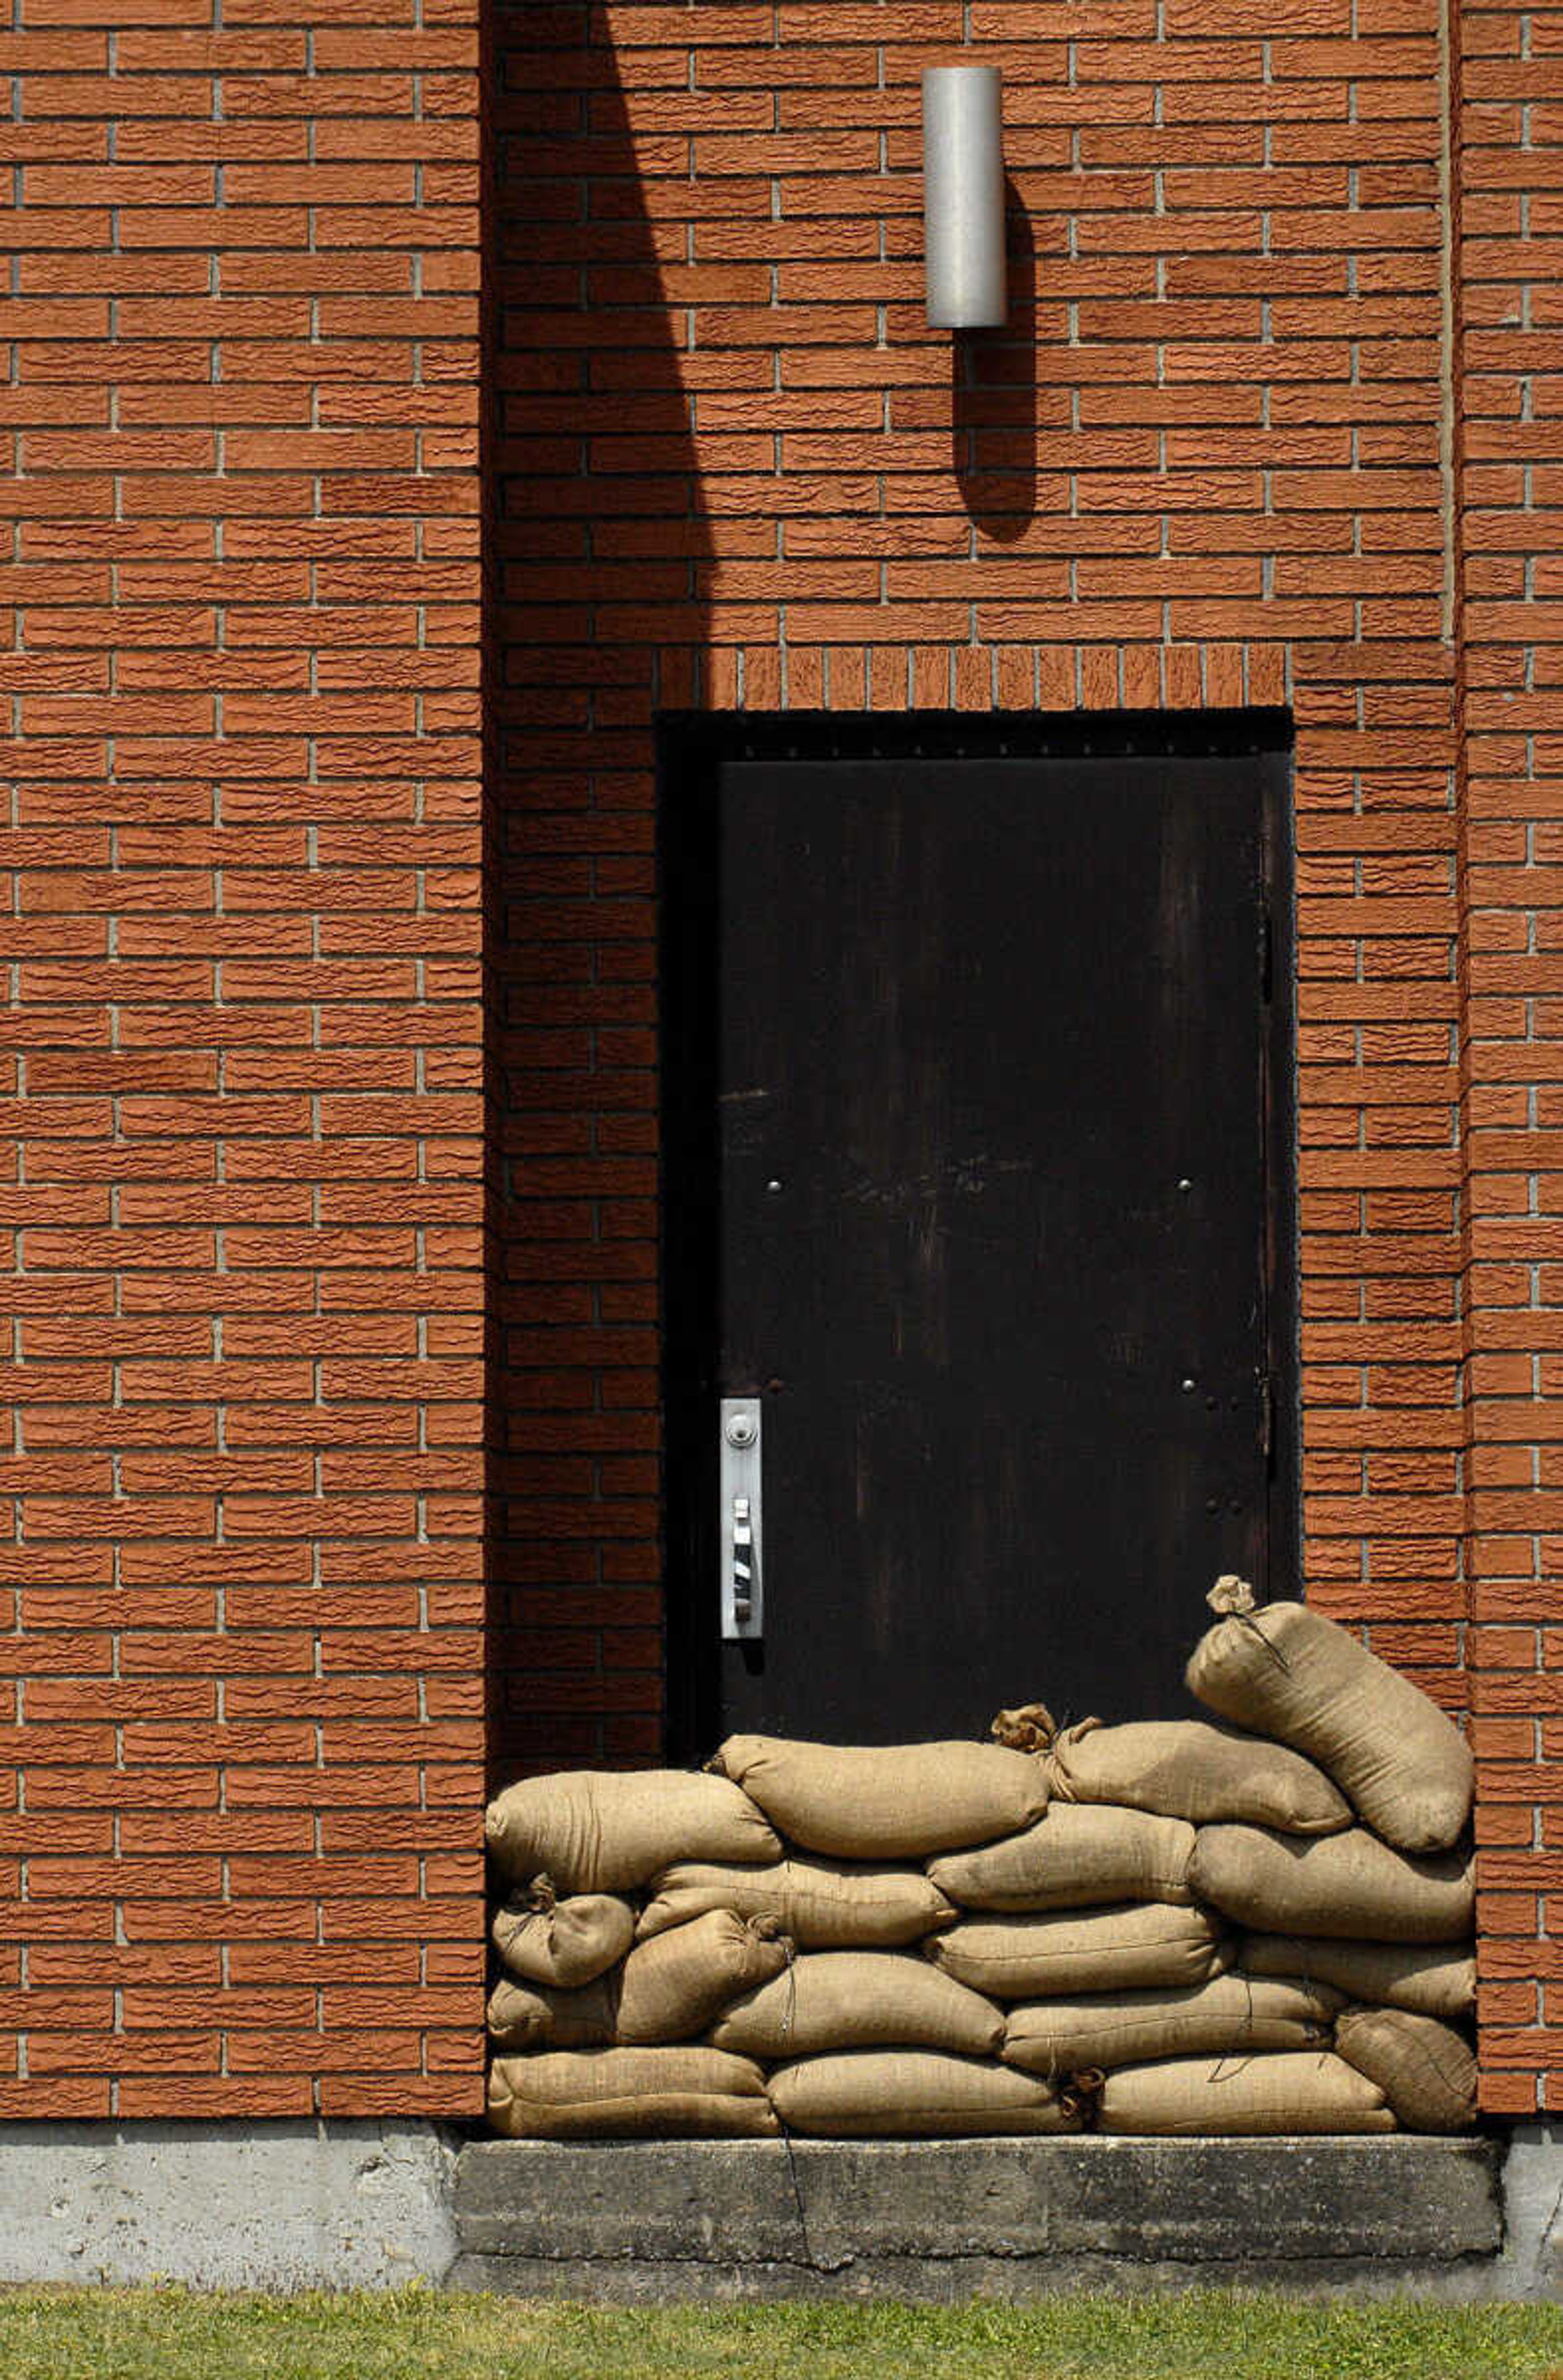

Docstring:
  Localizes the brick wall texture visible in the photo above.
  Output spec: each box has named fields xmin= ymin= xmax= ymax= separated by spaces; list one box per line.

xmin=4 ymin=0 xmax=488 ymax=2115
xmin=2 ymin=0 xmax=1554 ymax=2114
xmin=1456 ymin=0 xmax=1563 ymax=2115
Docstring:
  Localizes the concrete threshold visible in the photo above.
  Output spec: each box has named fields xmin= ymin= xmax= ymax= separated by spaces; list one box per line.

xmin=1 ymin=2120 xmax=1556 ymax=2295
xmin=451 ymin=2133 xmax=1537 ymax=2301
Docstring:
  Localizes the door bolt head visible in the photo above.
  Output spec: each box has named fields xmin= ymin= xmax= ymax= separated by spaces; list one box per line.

xmin=725 ymin=1414 xmax=758 ymax=1449
xmin=1180 ymin=1377 xmax=1197 ymax=1394
xmin=1177 ymin=1177 xmax=1193 ymax=1193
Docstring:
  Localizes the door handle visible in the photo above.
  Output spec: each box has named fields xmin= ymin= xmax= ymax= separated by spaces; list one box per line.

xmin=732 ymin=1496 xmax=754 ymax=1624
xmin=720 ymin=1398 xmax=763 ymax=1641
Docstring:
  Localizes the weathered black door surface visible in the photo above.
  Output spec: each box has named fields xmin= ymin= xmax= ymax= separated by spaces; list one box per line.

xmin=661 ymin=715 xmax=1295 ymax=1753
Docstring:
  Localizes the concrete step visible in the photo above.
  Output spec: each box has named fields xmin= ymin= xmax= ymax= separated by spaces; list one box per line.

xmin=451 ymin=2133 xmax=1506 ymax=2299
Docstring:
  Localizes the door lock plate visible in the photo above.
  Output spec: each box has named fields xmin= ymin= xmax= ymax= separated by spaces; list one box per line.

xmin=720 ymin=1396 xmax=763 ymax=1641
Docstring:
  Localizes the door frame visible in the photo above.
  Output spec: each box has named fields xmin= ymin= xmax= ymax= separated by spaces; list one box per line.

xmin=656 ymin=707 xmax=1298 ymax=1763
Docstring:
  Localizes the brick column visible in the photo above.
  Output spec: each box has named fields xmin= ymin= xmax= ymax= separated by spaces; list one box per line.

xmin=1456 ymin=0 xmax=1563 ymax=2116
xmin=2 ymin=0 xmax=488 ymax=2115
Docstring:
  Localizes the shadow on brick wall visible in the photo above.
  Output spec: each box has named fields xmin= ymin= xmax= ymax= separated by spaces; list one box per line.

xmin=485 ymin=2 xmax=711 ymax=1794
xmin=953 ymin=179 xmax=1041 ymax=543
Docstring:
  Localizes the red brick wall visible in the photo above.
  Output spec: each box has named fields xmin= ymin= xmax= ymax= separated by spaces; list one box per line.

xmin=5 ymin=0 xmax=1552 ymax=2118
xmin=1456 ymin=0 xmax=1563 ymax=2117
xmin=4 ymin=0 xmax=488 ymax=2114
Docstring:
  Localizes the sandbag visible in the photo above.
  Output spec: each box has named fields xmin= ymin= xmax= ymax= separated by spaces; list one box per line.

xmin=637 ymin=1857 xmax=954 ymax=1949
xmin=616 ymin=1908 xmax=790 ymax=2044
xmin=1185 ymin=1580 xmax=1473 ymax=1853
xmin=1335 ymin=2005 xmax=1478 ymax=2133
xmin=1096 ymin=2050 xmax=1397 ymax=2136
xmin=927 ymin=1902 xmax=1229 ymax=2000
xmin=768 ymin=2050 xmax=1079 ymax=2137
xmin=486 ymin=1972 xmax=616 ymax=2052
xmin=1188 ymin=1824 xmax=1474 ymax=1944
xmin=710 ymin=1735 xmax=1046 ymax=1859
xmin=1001 ymin=1973 xmax=1339 ymax=2080
xmin=488 ymin=2047 xmax=777 ymax=2139
xmin=930 ymin=1802 xmax=1195 ymax=1912
xmin=1007 ymin=1711 xmax=1351 ymax=1836
xmin=487 ymin=1910 xmax=788 ymax=2052
xmin=1240 ymin=1933 xmax=1475 ymax=2022
xmin=484 ymin=1768 xmax=779 ymax=1892
xmin=490 ymin=1880 xmax=634 ymax=1988
xmin=710 ymin=1951 xmax=1003 ymax=2060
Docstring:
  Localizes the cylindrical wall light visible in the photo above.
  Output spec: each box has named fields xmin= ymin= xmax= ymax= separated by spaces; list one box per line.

xmin=922 ymin=65 xmax=1007 ymax=330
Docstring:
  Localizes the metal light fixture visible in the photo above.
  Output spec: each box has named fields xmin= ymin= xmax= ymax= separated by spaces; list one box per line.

xmin=922 ymin=65 xmax=1007 ymax=330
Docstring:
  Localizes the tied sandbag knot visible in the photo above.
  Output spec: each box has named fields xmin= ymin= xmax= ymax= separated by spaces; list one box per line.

xmin=527 ymin=1873 xmax=558 ymax=1914
xmin=1059 ymin=2067 xmax=1105 ymax=2122
xmin=990 ymin=1702 xmax=1056 ymax=1754
xmin=1039 ymin=1717 xmax=1109 ymax=1806
xmin=1206 ymin=1573 xmax=1290 ymax=1674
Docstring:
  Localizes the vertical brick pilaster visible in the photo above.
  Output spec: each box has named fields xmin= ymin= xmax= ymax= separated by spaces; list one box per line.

xmin=1455 ymin=0 xmax=1563 ymax=2115
xmin=3 ymin=0 xmax=488 ymax=2115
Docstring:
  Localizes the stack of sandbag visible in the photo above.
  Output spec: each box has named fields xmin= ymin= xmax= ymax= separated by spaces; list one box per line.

xmin=1006 ymin=1577 xmax=1475 ymax=2135
xmin=1151 ymin=1577 xmax=1478 ymax=2135
xmin=485 ymin=1740 xmax=1082 ymax=2138
xmin=483 ymin=1586 xmax=1478 ymax=2138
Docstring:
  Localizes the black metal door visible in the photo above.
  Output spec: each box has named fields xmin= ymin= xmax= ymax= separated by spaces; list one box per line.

xmin=661 ymin=715 xmax=1294 ymax=1752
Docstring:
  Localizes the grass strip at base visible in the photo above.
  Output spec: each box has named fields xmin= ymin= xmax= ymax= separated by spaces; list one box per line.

xmin=0 ymin=2288 xmax=1559 ymax=2380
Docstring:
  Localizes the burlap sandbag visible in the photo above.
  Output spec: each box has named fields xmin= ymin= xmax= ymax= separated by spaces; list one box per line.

xmin=1335 ymin=2005 xmax=1478 ymax=2133
xmin=486 ymin=1972 xmax=616 ymax=2052
xmin=996 ymin=1709 xmax=1349 ymax=1836
xmin=1188 ymin=1824 xmax=1474 ymax=1943
xmin=927 ymin=1902 xmax=1229 ymax=2000
xmin=484 ymin=1768 xmax=779 ymax=1892
xmin=1240 ymin=1933 xmax=1476 ymax=2021
xmin=930 ymin=1802 xmax=1195 ymax=1912
xmin=1097 ymin=2050 xmax=1397 ymax=2136
xmin=488 ymin=2046 xmax=777 ymax=2139
xmin=1185 ymin=1579 xmax=1473 ymax=1853
xmin=710 ymin=1950 xmax=1003 ymax=2060
xmin=768 ymin=2049 xmax=1079 ymax=2137
xmin=710 ymin=1735 xmax=1046 ymax=1858
xmin=637 ymin=1857 xmax=954 ymax=1949
xmin=490 ymin=1879 xmax=635 ymax=1988
xmin=1001 ymin=1973 xmax=1339 ymax=2080
xmin=616 ymin=1908 xmax=790 ymax=2044
xmin=486 ymin=1911 xmax=787 ymax=2049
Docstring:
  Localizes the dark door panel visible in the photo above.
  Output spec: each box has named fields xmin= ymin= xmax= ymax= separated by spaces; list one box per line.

xmin=660 ymin=714 xmax=1295 ymax=1754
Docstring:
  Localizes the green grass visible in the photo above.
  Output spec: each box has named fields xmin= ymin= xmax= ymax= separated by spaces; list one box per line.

xmin=0 ymin=2289 xmax=1558 ymax=2380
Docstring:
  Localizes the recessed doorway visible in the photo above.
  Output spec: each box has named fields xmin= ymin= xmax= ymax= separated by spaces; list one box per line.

xmin=659 ymin=710 xmax=1297 ymax=1754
